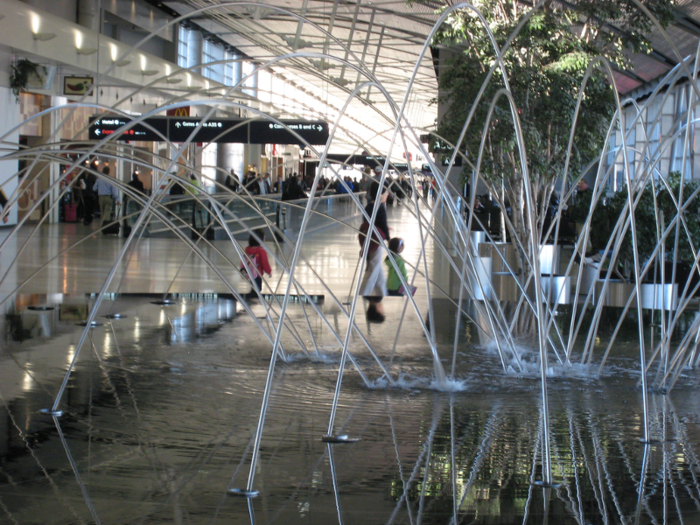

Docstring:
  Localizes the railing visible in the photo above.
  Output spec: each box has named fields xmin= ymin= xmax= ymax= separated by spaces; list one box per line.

xmin=124 ymin=190 xmax=365 ymax=240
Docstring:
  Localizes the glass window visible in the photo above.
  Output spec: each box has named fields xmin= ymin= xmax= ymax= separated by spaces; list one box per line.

xmin=672 ymin=85 xmax=692 ymax=177
xmin=242 ymin=61 xmax=256 ymax=98
xmin=224 ymin=51 xmax=234 ymax=86
xmin=178 ymin=26 xmax=189 ymax=68
xmin=258 ymin=70 xmax=271 ymax=103
xmin=203 ymin=40 xmax=224 ymax=83
xmin=271 ymin=75 xmax=284 ymax=107
xmin=646 ymin=99 xmax=661 ymax=164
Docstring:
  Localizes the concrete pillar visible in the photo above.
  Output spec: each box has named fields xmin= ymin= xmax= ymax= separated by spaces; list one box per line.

xmin=217 ymin=143 xmax=244 ymax=187
xmin=77 ymin=0 xmax=99 ymax=33
xmin=245 ymin=144 xmax=262 ymax=174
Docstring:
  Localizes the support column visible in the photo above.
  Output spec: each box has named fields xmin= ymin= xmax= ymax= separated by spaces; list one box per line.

xmin=77 ymin=0 xmax=100 ymax=33
xmin=217 ymin=143 xmax=243 ymax=187
xmin=245 ymin=144 xmax=263 ymax=174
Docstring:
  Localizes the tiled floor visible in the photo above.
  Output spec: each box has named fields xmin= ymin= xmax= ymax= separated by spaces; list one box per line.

xmin=0 ymin=199 xmax=443 ymax=299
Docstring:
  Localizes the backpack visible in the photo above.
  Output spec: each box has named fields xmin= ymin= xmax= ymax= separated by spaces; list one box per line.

xmin=241 ymin=252 xmax=260 ymax=280
xmin=358 ymin=220 xmax=385 ymax=254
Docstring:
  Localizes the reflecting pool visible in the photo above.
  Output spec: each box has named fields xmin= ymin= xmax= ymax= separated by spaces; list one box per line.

xmin=0 ymin=293 xmax=699 ymax=524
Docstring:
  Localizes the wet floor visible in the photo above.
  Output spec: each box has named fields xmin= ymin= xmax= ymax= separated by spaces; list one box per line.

xmin=1 ymin=293 xmax=700 ymax=524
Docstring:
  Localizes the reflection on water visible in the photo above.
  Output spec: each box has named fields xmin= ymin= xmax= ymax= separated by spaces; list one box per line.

xmin=0 ymin=294 xmax=699 ymax=523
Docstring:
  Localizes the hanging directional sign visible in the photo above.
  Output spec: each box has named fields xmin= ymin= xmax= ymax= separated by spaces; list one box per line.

xmin=89 ymin=116 xmax=167 ymax=142
xmin=249 ymin=120 xmax=328 ymax=146
xmin=89 ymin=116 xmax=328 ymax=145
xmin=168 ymin=117 xmax=248 ymax=143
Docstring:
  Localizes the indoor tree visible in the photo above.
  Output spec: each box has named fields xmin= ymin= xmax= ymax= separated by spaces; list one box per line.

xmin=411 ymin=0 xmax=675 ymax=274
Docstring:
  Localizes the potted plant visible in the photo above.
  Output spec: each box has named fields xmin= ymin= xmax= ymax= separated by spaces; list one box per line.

xmin=9 ymin=58 xmax=46 ymax=102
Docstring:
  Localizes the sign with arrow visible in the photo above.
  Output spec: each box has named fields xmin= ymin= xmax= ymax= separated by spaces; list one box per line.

xmin=250 ymin=120 xmax=329 ymax=146
xmin=89 ymin=116 xmax=328 ymax=145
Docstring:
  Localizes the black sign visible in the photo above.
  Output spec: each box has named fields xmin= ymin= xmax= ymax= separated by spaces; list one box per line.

xmin=249 ymin=120 xmax=328 ymax=146
xmin=90 ymin=115 xmax=328 ymax=145
xmin=441 ymin=156 xmax=463 ymax=167
xmin=89 ymin=116 xmax=167 ymax=142
xmin=430 ymin=139 xmax=455 ymax=154
xmin=168 ymin=118 xmax=247 ymax=143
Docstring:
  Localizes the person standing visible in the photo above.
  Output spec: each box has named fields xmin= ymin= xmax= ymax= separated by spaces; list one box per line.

xmin=0 ymin=187 xmax=9 ymax=224
xmin=94 ymin=166 xmax=120 ymax=225
xmin=243 ymin=171 xmax=257 ymax=193
xmin=359 ymin=181 xmax=390 ymax=323
xmin=124 ymin=170 xmax=145 ymax=223
xmin=282 ymin=174 xmax=307 ymax=201
xmin=257 ymin=172 xmax=271 ymax=195
xmin=226 ymin=169 xmax=240 ymax=192
xmin=127 ymin=170 xmax=145 ymax=195
xmin=360 ymin=166 xmax=373 ymax=194
xmin=186 ymin=173 xmax=201 ymax=196
xmin=82 ymin=168 xmax=97 ymax=225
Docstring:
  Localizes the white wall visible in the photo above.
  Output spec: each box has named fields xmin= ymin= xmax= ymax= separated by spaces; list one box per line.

xmin=0 ymin=85 xmax=21 ymax=225
xmin=20 ymin=0 xmax=78 ymax=24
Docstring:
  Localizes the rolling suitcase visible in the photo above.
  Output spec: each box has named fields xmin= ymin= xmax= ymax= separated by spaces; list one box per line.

xmin=102 ymin=204 xmax=120 ymax=235
xmin=102 ymin=221 xmax=120 ymax=234
xmin=64 ymin=203 xmax=77 ymax=222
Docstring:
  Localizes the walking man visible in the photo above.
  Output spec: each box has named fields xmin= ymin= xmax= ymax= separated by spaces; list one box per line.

xmin=94 ymin=166 xmax=120 ymax=225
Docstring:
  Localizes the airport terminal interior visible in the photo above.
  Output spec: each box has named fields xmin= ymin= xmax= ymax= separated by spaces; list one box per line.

xmin=4 ymin=0 xmax=700 ymax=523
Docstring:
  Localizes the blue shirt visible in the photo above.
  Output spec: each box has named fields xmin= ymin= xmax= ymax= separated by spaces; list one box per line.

xmin=94 ymin=178 xmax=119 ymax=198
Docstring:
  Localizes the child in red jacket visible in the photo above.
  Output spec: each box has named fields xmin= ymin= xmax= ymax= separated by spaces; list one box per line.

xmin=241 ymin=228 xmax=272 ymax=296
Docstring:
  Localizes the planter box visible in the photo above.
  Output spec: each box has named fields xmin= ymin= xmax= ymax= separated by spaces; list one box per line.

xmin=640 ymin=283 xmax=678 ymax=311
xmin=594 ymin=279 xmax=635 ymax=307
xmin=471 ymin=256 xmax=492 ymax=300
xmin=593 ymin=280 xmax=678 ymax=310
xmin=540 ymin=275 xmax=571 ymax=305
xmin=478 ymin=242 xmax=561 ymax=275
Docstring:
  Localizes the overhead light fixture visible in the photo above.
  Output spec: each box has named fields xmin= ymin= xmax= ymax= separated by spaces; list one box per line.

xmin=167 ymin=77 xmax=182 ymax=84
xmin=77 ymin=48 xmax=97 ymax=55
xmin=311 ymin=60 xmax=334 ymax=71
xmin=331 ymin=76 xmax=351 ymax=87
xmin=33 ymin=32 xmax=56 ymax=41
xmin=110 ymin=43 xmax=130 ymax=66
xmin=30 ymin=14 xmax=53 ymax=40
xmin=282 ymin=36 xmax=312 ymax=50
xmin=141 ymin=70 xmax=159 ymax=76
xmin=246 ymin=6 xmax=273 ymax=20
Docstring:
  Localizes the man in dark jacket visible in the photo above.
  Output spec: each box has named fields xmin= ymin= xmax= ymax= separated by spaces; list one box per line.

xmin=282 ymin=175 xmax=307 ymax=201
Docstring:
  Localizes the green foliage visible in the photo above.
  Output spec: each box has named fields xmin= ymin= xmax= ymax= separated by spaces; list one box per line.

xmin=9 ymin=58 xmax=46 ymax=103
xmin=412 ymin=0 xmax=674 ymax=214
xmin=588 ymin=173 xmax=700 ymax=266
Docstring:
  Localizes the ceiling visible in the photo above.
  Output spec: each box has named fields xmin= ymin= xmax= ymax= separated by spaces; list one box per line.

xmin=158 ymin=0 xmax=700 ymax=133
xmin=163 ymin=0 xmax=442 ymax=137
